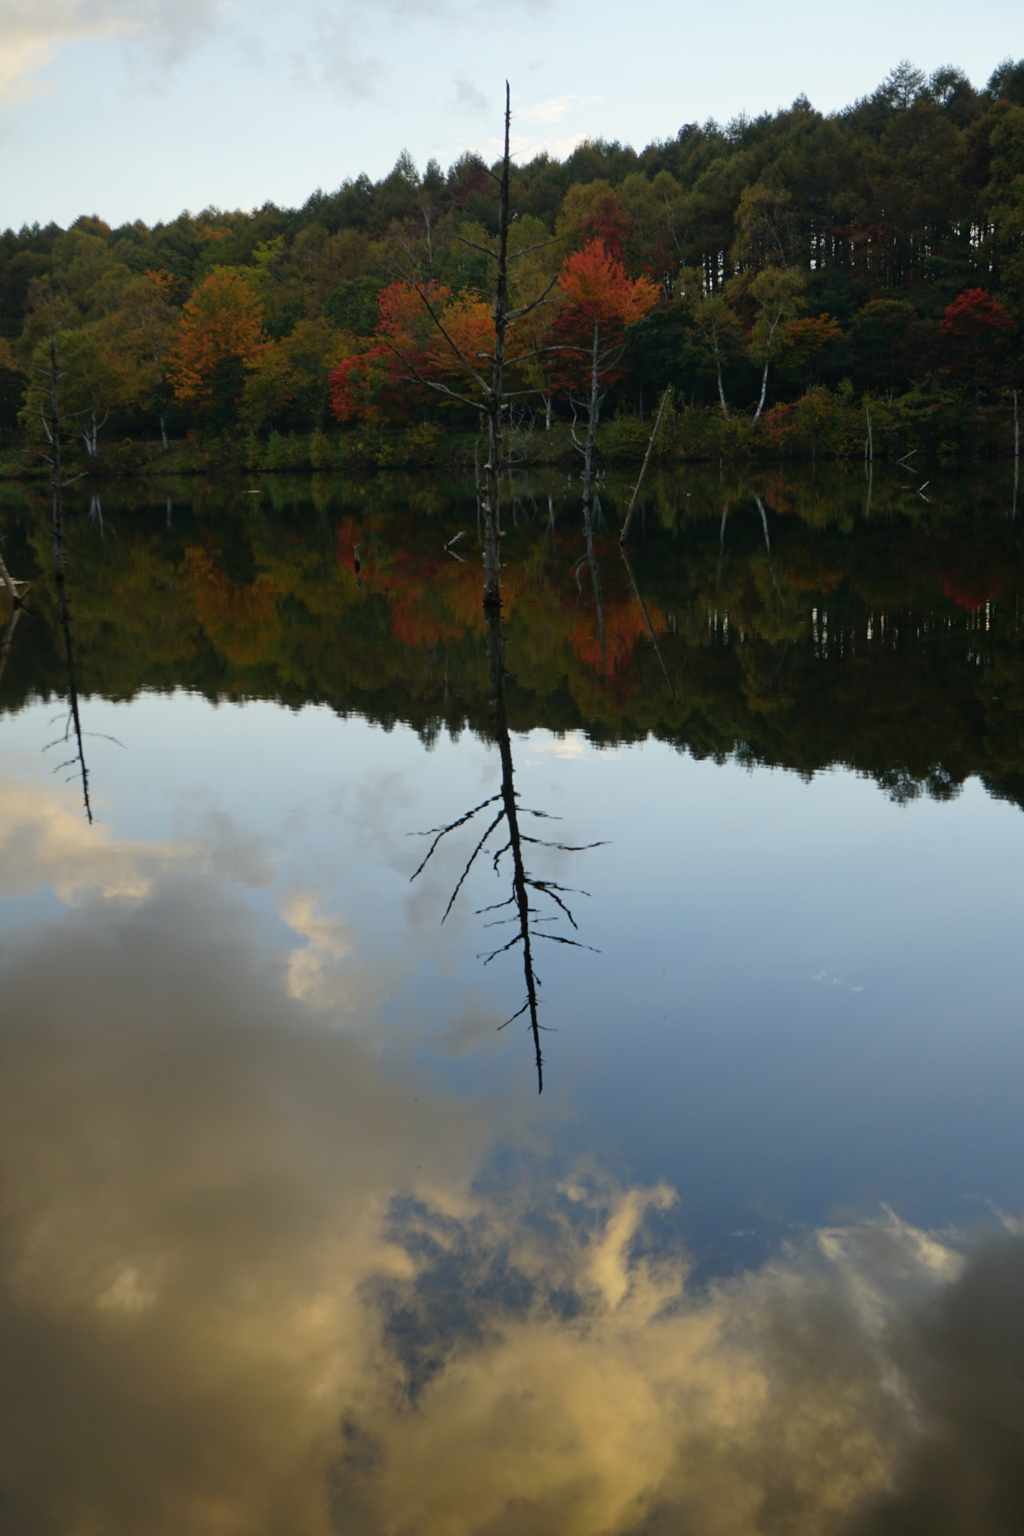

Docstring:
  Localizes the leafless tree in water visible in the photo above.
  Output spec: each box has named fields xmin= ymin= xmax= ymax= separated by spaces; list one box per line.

xmin=410 ymin=602 xmax=602 ymax=1093
xmin=0 ymin=544 xmax=30 ymax=688
xmin=27 ymin=313 xmax=95 ymax=822
xmin=382 ymin=86 xmax=561 ymax=614
xmin=405 ymin=91 xmax=599 ymax=1090
xmin=572 ymin=492 xmax=608 ymax=676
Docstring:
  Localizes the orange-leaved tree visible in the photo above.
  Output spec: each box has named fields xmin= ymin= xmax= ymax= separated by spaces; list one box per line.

xmin=328 ymin=279 xmax=456 ymax=422
xmin=549 ymin=238 xmax=658 ymax=508
xmin=170 ymin=269 xmax=269 ymax=422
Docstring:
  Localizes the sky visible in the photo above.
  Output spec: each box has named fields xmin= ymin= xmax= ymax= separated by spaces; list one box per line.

xmin=0 ymin=1 xmax=1021 ymax=233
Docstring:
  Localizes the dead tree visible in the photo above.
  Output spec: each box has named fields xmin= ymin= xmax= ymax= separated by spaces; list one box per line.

xmin=573 ymin=493 xmax=608 ymax=677
xmin=411 ymin=601 xmax=602 ymax=1092
xmin=384 ymin=87 xmax=561 ymax=618
xmin=619 ymin=386 xmax=671 ymax=545
xmin=401 ymin=90 xmax=599 ymax=1088
xmin=0 ymin=544 xmax=29 ymax=688
xmin=28 ymin=317 xmax=94 ymax=822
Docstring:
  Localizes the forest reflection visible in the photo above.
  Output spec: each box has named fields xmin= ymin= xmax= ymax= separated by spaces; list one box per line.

xmin=3 ymin=464 xmax=1024 ymax=1532
xmin=2 ymin=461 xmax=1023 ymax=812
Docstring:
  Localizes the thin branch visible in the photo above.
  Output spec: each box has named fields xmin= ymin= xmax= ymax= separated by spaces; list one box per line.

xmin=620 ymin=542 xmax=675 ymax=699
xmin=379 ymin=338 xmax=484 ymax=413
xmin=497 ymin=1000 xmax=531 ymax=1031
xmin=531 ymin=932 xmax=599 ymax=952
xmin=409 ymin=286 xmax=492 ymax=395
xmin=409 ymin=793 xmax=503 ymax=881
xmin=519 ymin=835 xmax=608 ymax=852
xmin=507 ymin=271 xmax=563 ymax=322
xmin=481 ymin=933 xmax=525 ymax=964
xmin=441 ymin=811 xmax=505 ymax=922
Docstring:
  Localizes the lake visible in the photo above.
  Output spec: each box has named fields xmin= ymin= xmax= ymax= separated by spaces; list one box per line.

xmin=1 ymin=461 xmax=1022 ymax=1534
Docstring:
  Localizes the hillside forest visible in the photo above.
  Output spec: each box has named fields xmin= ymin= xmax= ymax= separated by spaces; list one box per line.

xmin=2 ymin=58 xmax=1024 ymax=472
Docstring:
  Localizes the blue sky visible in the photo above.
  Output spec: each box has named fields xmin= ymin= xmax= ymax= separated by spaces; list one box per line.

xmin=1 ymin=0 xmax=1021 ymax=229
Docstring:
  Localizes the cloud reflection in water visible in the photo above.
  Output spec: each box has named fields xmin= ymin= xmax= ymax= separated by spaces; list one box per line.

xmin=0 ymin=781 xmax=1021 ymax=1535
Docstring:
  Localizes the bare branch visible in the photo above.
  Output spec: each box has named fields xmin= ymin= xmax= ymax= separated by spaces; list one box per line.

xmin=519 ymin=835 xmax=609 ymax=852
xmin=409 ymin=793 xmax=503 ymax=881
xmin=480 ymin=933 xmax=525 ymax=965
xmin=497 ymin=1000 xmax=531 ymax=1031
xmin=507 ymin=271 xmax=563 ymax=322
xmin=379 ymin=338 xmax=484 ymax=413
xmin=441 ymin=811 xmax=505 ymax=922
xmin=409 ymin=286 xmax=491 ymax=395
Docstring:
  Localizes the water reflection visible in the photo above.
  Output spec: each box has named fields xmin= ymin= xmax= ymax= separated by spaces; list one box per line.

xmin=411 ymin=593 xmax=600 ymax=1091
xmin=3 ymin=463 xmax=1023 ymax=814
xmin=3 ymin=465 xmax=1024 ymax=1531
xmin=0 ymin=827 xmax=1022 ymax=1534
xmin=45 ymin=500 xmax=95 ymax=824
xmin=0 ymin=542 xmax=28 ymax=687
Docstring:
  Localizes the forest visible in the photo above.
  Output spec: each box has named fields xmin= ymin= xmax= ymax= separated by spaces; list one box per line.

xmin=2 ymin=56 xmax=1024 ymax=473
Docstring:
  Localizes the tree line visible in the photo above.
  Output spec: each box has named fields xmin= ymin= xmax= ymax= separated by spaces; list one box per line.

xmin=2 ymin=57 xmax=1024 ymax=461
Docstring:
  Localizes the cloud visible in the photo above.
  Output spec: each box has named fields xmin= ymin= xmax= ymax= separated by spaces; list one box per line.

xmin=0 ymin=774 xmax=269 ymax=902
xmin=518 ymin=93 xmax=604 ymax=125
xmin=452 ymin=73 xmax=488 ymax=114
xmin=281 ymin=887 xmax=374 ymax=1016
xmin=0 ymin=0 xmax=224 ymax=101
xmin=0 ymin=875 xmax=488 ymax=1534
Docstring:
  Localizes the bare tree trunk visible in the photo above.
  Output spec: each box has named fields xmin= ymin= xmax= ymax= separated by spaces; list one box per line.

xmin=0 ymin=606 xmax=20 ymax=687
xmin=160 ymin=415 xmax=170 ymax=452
xmin=580 ymin=319 xmax=601 ymax=526
xmin=716 ymin=498 xmax=730 ymax=593
xmin=484 ymin=603 xmax=543 ymax=1089
xmin=1012 ymin=388 xmax=1019 ymax=521
xmin=581 ymin=494 xmax=607 ymax=677
xmin=619 ymin=541 xmax=673 ymax=697
xmin=620 ymin=386 xmax=671 ymax=544
xmin=716 ymin=356 xmax=730 ymax=421
xmin=0 ymin=539 xmax=27 ymax=685
xmin=482 ymin=85 xmax=512 ymax=614
xmin=0 ymin=546 xmax=24 ymax=608
xmin=44 ymin=320 xmax=93 ymax=824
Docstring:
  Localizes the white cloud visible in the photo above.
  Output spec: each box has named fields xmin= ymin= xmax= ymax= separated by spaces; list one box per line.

xmin=0 ymin=0 xmax=224 ymax=100
xmin=518 ymin=93 xmax=603 ymax=124
xmin=0 ymin=775 xmax=268 ymax=903
xmin=281 ymin=888 xmax=360 ymax=1013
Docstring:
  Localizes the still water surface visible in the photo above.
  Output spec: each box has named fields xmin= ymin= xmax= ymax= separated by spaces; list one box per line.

xmin=1 ymin=465 xmax=1022 ymax=1533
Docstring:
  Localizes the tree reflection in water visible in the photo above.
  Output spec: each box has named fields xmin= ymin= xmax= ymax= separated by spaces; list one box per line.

xmin=411 ymin=588 xmax=601 ymax=1093
xmin=45 ymin=492 xmax=95 ymax=825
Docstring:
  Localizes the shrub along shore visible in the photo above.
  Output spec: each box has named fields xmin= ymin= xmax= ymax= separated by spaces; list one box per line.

xmin=1 ymin=387 xmax=1019 ymax=481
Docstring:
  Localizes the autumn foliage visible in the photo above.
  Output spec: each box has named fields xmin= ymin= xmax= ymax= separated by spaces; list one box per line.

xmin=938 ymin=288 xmax=1015 ymax=388
xmin=557 ymin=239 xmax=659 ymax=327
xmin=548 ymin=239 xmax=659 ymax=394
xmin=7 ymin=57 xmax=1024 ymax=456
xmin=170 ymin=270 xmax=269 ymax=406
